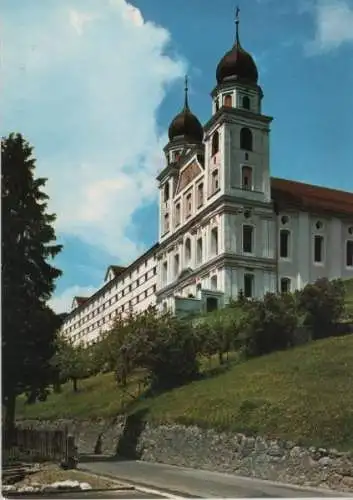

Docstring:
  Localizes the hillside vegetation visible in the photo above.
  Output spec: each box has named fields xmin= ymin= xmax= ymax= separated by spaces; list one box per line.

xmin=344 ymin=278 xmax=353 ymax=317
xmin=17 ymin=335 xmax=353 ymax=451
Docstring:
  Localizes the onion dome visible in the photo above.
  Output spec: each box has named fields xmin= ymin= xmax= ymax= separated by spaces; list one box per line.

xmin=168 ymin=76 xmax=203 ymax=143
xmin=216 ymin=8 xmax=258 ymax=85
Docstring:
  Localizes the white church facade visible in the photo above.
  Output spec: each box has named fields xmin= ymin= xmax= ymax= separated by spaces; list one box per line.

xmin=61 ymin=15 xmax=353 ymax=346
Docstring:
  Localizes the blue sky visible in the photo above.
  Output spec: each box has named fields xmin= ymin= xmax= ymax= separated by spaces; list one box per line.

xmin=3 ymin=0 xmax=353 ymax=312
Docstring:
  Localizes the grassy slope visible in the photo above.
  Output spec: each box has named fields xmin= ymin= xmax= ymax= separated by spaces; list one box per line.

xmin=17 ymin=335 xmax=353 ymax=451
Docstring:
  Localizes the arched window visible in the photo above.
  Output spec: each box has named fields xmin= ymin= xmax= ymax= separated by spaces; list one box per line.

xmin=164 ymin=182 xmax=169 ymax=202
xmin=215 ymin=99 xmax=219 ymax=112
xmin=240 ymin=127 xmax=253 ymax=151
xmin=211 ymin=131 xmax=219 ymax=156
xmin=242 ymin=166 xmax=252 ymax=190
xmin=185 ymin=238 xmax=191 ymax=266
xmin=224 ymin=94 xmax=232 ymax=107
xmin=242 ymin=95 xmax=250 ymax=110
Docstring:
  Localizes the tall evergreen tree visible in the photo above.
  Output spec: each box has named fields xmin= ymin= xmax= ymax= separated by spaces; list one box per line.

xmin=2 ymin=133 xmax=63 ymax=431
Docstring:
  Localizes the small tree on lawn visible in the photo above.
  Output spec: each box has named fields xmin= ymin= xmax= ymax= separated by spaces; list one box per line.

xmin=116 ymin=307 xmax=200 ymax=392
xmin=52 ymin=339 xmax=91 ymax=392
xmin=298 ymin=278 xmax=345 ymax=340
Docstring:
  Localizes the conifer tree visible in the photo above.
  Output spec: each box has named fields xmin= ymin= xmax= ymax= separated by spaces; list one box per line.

xmin=2 ymin=133 xmax=62 ymax=431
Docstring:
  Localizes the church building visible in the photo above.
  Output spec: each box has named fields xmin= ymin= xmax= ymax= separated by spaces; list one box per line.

xmin=61 ymin=13 xmax=353 ymax=345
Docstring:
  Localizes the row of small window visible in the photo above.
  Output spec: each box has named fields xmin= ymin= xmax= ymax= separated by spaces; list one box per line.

xmin=211 ymin=127 xmax=253 ymax=157
xmin=163 ymin=174 xmax=220 ymax=234
xmin=64 ymin=281 xmax=157 ymax=334
xmin=214 ymin=94 xmax=251 ymax=112
xmin=66 ymin=264 xmax=157 ymax=326
xmin=280 ymin=230 xmax=353 ymax=266
xmin=69 ymin=285 xmax=157 ymax=339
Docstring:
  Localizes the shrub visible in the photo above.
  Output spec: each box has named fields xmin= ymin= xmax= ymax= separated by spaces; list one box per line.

xmin=241 ymin=292 xmax=299 ymax=357
xmin=298 ymin=278 xmax=345 ymax=340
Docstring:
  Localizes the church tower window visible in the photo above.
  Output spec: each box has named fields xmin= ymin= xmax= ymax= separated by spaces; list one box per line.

xmin=242 ymin=95 xmax=250 ymax=110
xmin=211 ymin=169 xmax=219 ymax=193
xmin=240 ymin=127 xmax=253 ymax=151
xmin=242 ymin=166 xmax=252 ymax=190
xmin=243 ymin=225 xmax=253 ymax=253
xmin=211 ymin=131 xmax=219 ymax=156
xmin=164 ymin=182 xmax=170 ymax=202
xmin=224 ymin=94 xmax=232 ymax=107
xmin=164 ymin=213 xmax=170 ymax=233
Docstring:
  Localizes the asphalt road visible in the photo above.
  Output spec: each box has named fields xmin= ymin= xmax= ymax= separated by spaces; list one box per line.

xmin=79 ymin=457 xmax=349 ymax=498
xmin=7 ymin=490 xmax=165 ymax=499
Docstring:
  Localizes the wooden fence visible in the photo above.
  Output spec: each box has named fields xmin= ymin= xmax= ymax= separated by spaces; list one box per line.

xmin=3 ymin=427 xmax=75 ymax=463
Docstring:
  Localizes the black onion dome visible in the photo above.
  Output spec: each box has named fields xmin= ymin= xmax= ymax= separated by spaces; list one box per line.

xmin=216 ymin=12 xmax=258 ymax=85
xmin=168 ymin=77 xmax=203 ymax=143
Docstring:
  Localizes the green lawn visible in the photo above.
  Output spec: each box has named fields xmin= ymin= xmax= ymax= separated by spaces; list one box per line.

xmin=17 ymin=335 xmax=353 ymax=451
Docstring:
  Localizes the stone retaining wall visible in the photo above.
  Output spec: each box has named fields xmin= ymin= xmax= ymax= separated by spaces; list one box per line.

xmin=17 ymin=419 xmax=353 ymax=493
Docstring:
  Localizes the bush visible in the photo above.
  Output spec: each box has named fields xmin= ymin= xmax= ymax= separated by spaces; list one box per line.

xmin=241 ymin=292 xmax=299 ymax=357
xmin=298 ymin=278 xmax=345 ymax=340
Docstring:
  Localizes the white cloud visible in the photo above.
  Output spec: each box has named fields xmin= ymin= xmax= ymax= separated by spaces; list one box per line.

xmin=305 ymin=0 xmax=353 ymax=54
xmin=3 ymin=0 xmax=186 ymax=265
xmin=69 ymin=9 xmax=98 ymax=36
xmin=49 ymin=285 xmax=96 ymax=314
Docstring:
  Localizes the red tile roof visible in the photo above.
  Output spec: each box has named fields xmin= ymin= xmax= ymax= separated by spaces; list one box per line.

xmin=271 ymin=177 xmax=353 ymax=216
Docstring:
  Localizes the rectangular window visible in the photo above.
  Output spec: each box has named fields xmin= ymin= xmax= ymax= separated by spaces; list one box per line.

xmin=347 ymin=240 xmax=353 ymax=267
xmin=242 ymin=166 xmax=252 ymax=190
xmin=212 ymin=170 xmax=219 ymax=193
xmin=314 ymin=235 xmax=324 ymax=263
xmin=211 ymin=228 xmax=218 ymax=256
xmin=280 ymin=277 xmax=291 ymax=293
xmin=196 ymin=237 xmax=203 ymax=264
xmin=162 ymin=261 xmax=168 ymax=285
xmin=244 ymin=273 xmax=254 ymax=298
xmin=164 ymin=213 xmax=170 ymax=233
xmin=280 ymin=230 xmax=290 ymax=258
xmin=186 ymin=193 xmax=192 ymax=218
xmin=175 ymin=203 xmax=181 ymax=226
xmin=174 ymin=254 xmax=180 ymax=278
xmin=243 ymin=225 xmax=253 ymax=254
xmin=197 ymin=183 xmax=204 ymax=208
